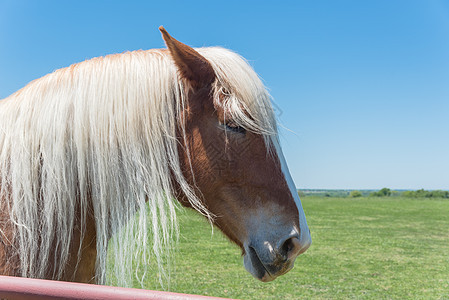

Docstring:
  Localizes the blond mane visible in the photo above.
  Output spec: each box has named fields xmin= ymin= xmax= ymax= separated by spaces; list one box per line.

xmin=0 ymin=47 xmax=277 ymax=287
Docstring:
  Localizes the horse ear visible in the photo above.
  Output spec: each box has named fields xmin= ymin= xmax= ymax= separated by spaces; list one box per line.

xmin=159 ymin=26 xmax=215 ymax=88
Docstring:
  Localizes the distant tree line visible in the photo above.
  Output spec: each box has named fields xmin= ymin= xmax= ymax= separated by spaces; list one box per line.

xmin=300 ymin=188 xmax=449 ymax=199
xmin=401 ymin=189 xmax=449 ymax=199
xmin=351 ymin=188 xmax=449 ymax=199
xmin=369 ymin=188 xmax=392 ymax=197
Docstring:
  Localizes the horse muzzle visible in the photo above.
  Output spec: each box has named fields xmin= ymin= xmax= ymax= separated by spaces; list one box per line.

xmin=243 ymin=232 xmax=311 ymax=282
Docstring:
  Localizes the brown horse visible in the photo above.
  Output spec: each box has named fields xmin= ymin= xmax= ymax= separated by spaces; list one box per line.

xmin=0 ymin=27 xmax=311 ymax=287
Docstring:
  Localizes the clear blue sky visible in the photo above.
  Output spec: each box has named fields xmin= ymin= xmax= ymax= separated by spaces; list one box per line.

xmin=1 ymin=1 xmax=448 ymax=190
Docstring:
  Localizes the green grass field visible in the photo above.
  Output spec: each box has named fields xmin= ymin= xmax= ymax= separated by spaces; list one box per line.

xmin=107 ymin=196 xmax=449 ymax=299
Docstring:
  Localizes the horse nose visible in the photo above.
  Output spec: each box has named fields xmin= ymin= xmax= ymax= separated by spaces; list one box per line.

xmin=243 ymin=230 xmax=311 ymax=282
xmin=279 ymin=234 xmax=310 ymax=261
xmin=280 ymin=236 xmax=301 ymax=260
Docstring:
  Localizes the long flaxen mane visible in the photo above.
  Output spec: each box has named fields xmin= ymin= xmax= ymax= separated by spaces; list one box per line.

xmin=0 ymin=47 xmax=277 ymax=287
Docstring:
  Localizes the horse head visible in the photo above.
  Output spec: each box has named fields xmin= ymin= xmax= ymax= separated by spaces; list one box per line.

xmin=160 ymin=27 xmax=311 ymax=282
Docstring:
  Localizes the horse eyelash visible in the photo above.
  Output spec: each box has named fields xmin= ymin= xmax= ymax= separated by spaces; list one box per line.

xmin=221 ymin=107 xmax=246 ymax=134
xmin=225 ymin=123 xmax=246 ymax=134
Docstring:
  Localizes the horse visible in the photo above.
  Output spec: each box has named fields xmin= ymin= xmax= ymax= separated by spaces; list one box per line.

xmin=0 ymin=27 xmax=311 ymax=287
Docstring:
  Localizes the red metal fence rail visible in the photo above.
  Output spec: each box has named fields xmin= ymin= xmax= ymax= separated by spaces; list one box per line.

xmin=0 ymin=275 xmax=233 ymax=300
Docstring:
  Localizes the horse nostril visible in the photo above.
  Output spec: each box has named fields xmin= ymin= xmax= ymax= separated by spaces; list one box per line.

xmin=281 ymin=236 xmax=302 ymax=260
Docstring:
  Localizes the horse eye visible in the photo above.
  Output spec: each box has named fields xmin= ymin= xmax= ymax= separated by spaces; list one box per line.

xmin=225 ymin=123 xmax=246 ymax=134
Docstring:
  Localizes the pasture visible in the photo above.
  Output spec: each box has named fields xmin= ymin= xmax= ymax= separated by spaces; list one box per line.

xmin=107 ymin=196 xmax=449 ymax=299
